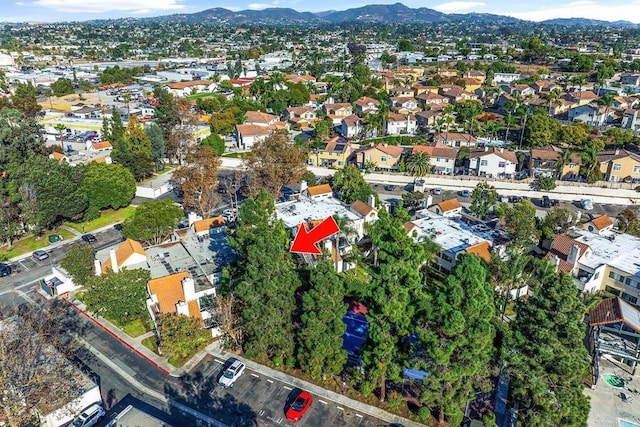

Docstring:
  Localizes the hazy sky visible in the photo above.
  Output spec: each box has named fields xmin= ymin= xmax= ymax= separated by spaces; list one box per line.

xmin=3 ymin=0 xmax=640 ymax=23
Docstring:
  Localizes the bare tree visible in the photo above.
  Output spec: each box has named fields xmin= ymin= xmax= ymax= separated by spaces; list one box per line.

xmin=243 ymin=131 xmax=307 ymax=197
xmin=171 ymin=146 xmax=222 ymax=218
xmin=213 ymin=294 xmax=243 ymax=351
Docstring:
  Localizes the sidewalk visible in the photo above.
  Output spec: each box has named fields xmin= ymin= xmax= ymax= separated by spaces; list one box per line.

xmin=206 ymin=346 xmax=426 ymax=427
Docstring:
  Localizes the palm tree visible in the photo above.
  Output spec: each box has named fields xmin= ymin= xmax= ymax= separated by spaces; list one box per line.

xmin=572 ymin=75 xmax=587 ymax=91
xmin=491 ymin=251 xmax=532 ymax=318
xmin=503 ymin=113 xmax=517 ymax=144
xmin=545 ymin=88 xmax=563 ymax=117
xmin=53 ymin=123 xmax=66 ymax=148
xmin=555 ymin=149 xmax=573 ymax=180
xmin=581 ymin=143 xmax=602 ymax=183
xmin=483 ymin=120 xmax=500 ymax=141
xmin=405 ymin=151 xmax=431 ymax=179
xmin=596 ymin=93 xmax=614 ymax=128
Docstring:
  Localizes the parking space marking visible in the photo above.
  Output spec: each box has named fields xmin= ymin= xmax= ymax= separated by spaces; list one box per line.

xmin=214 ymin=359 xmax=224 ymax=364
xmin=336 ymin=406 xmax=344 ymax=411
xmin=319 ymin=399 xmax=327 ymax=404
xmin=267 ymin=379 xmax=273 ymax=383
xmin=283 ymin=385 xmax=292 ymax=390
xmin=355 ymin=413 xmax=363 ymax=418
xmin=251 ymin=373 xmax=260 ymax=378
xmin=259 ymin=410 xmax=265 ymax=416
xmin=19 ymin=261 xmax=30 ymax=270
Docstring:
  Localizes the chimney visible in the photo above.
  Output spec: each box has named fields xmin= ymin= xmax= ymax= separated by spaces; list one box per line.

xmin=367 ymin=194 xmax=376 ymax=208
xmin=567 ymin=244 xmax=581 ymax=266
xmin=94 ymin=259 xmax=102 ymax=276
xmin=109 ymin=249 xmax=119 ymax=273
xmin=615 ymin=148 xmax=620 ymax=155
xmin=182 ymin=276 xmax=196 ymax=302
xmin=300 ymin=180 xmax=308 ymax=193
xmin=187 ymin=211 xmax=199 ymax=227
xmin=484 ymin=146 xmax=489 ymax=152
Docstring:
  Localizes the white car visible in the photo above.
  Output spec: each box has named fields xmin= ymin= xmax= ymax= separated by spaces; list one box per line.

xmin=581 ymin=199 xmax=594 ymax=210
xmin=219 ymin=360 xmax=245 ymax=388
xmin=72 ymin=404 xmax=105 ymax=427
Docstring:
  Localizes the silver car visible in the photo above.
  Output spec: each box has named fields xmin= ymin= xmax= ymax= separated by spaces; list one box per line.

xmin=33 ymin=250 xmax=49 ymax=261
xmin=219 ymin=360 xmax=245 ymax=388
xmin=581 ymin=199 xmax=594 ymax=210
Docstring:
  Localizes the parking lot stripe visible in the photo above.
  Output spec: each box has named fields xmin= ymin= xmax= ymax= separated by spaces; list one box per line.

xmin=283 ymin=385 xmax=292 ymax=390
xmin=355 ymin=414 xmax=363 ymax=418
xmin=251 ymin=373 xmax=259 ymax=378
xmin=214 ymin=359 xmax=224 ymax=364
xmin=336 ymin=406 xmax=344 ymax=411
xmin=267 ymin=379 xmax=273 ymax=383
xmin=319 ymin=399 xmax=327 ymax=404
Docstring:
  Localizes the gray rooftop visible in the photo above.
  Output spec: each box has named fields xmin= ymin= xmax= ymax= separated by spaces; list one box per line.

xmin=572 ymin=228 xmax=640 ymax=276
xmin=275 ymin=196 xmax=360 ymax=229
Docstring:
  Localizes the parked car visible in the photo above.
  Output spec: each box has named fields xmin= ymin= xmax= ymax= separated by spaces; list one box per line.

xmin=33 ymin=250 xmax=49 ymax=261
xmin=48 ymin=234 xmax=64 ymax=244
xmin=286 ymin=390 xmax=313 ymax=422
xmin=541 ymin=195 xmax=551 ymax=208
xmin=384 ymin=184 xmax=395 ymax=191
xmin=72 ymin=404 xmax=105 ymax=427
xmin=460 ymin=189 xmax=470 ymax=198
xmin=81 ymin=234 xmax=97 ymax=244
xmin=581 ymin=199 xmax=594 ymax=210
xmin=432 ymin=188 xmax=442 ymax=195
xmin=218 ymin=360 xmax=245 ymax=388
xmin=113 ymin=223 xmax=123 ymax=231
xmin=509 ymin=196 xmax=521 ymax=203
xmin=498 ymin=195 xmax=509 ymax=203
xmin=0 ymin=263 xmax=11 ymax=277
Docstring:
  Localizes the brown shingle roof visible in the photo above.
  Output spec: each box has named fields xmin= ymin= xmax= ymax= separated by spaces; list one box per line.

xmin=166 ymin=80 xmax=213 ymax=90
xmin=236 ymin=124 xmax=273 ymax=137
xmin=148 ymin=272 xmax=190 ymax=315
xmin=465 ymin=241 xmax=491 ymax=262
xmin=308 ymin=183 xmax=333 ymax=196
xmin=411 ymin=143 xmax=457 ymax=158
xmin=374 ymin=144 xmax=404 ymax=157
xmin=350 ymin=200 xmax=375 ymax=217
xmin=546 ymin=234 xmax=590 ymax=273
xmin=469 ymin=147 xmax=518 ymax=163
xmin=244 ymin=111 xmax=278 ymax=124
xmin=434 ymin=132 xmax=477 ymax=143
xmin=438 ymin=198 xmax=462 ymax=212
xmin=193 ymin=216 xmax=225 ymax=233
xmin=591 ymin=214 xmax=613 ymax=230
xmin=92 ymin=141 xmax=112 ymax=150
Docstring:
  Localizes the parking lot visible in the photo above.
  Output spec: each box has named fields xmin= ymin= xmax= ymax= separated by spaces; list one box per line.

xmin=180 ymin=355 xmax=387 ymax=427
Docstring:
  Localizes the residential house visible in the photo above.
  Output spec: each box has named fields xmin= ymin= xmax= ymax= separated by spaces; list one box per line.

xmin=415 ymin=110 xmax=443 ymax=130
xmin=307 ymin=136 xmax=352 ymax=169
xmin=612 ymin=96 xmax=639 ymax=110
xmin=463 ymin=69 xmax=486 ymax=83
xmin=430 ymin=198 xmax=463 ymax=217
xmin=546 ymin=234 xmax=593 ymax=287
xmin=622 ymin=109 xmax=640 ymax=131
xmin=191 ymin=216 xmax=226 ymax=237
xmin=101 ymin=239 xmax=147 ymax=274
xmin=467 ymin=147 xmax=518 ymax=178
xmin=235 ymin=124 xmax=274 ymax=150
xmin=531 ymin=80 xmax=562 ymax=94
xmin=493 ymin=73 xmax=521 ymax=84
xmin=340 ymin=115 xmax=364 ymax=139
xmin=440 ymin=86 xmax=478 ymax=104
xmin=324 ymin=103 xmax=353 ymax=125
xmin=390 ymin=87 xmax=415 ymax=97
xmin=386 ymin=112 xmax=417 ymax=135
xmin=389 ymin=96 xmax=420 ymax=114
xmin=285 ymin=106 xmax=317 ymax=128
xmin=356 ymin=143 xmax=404 ymax=170
xmin=72 ymin=106 xmax=102 ymax=119
xmin=433 ymin=132 xmax=477 ymax=148
xmin=564 ymin=90 xmax=599 ymax=106
xmin=87 ymin=140 xmax=112 ymax=152
xmin=407 ymin=209 xmax=492 ymax=273
xmin=568 ymin=104 xmax=611 ymax=127
xmin=411 ymin=142 xmax=457 ymax=175
xmin=349 ymin=198 xmax=379 ymax=225
xmin=598 ymin=149 xmax=640 ymax=183
xmin=436 ymin=68 xmax=458 ymax=79
xmin=285 ymin=74 xmax=316 ymax=84
xmin=501 ymin=84 xmax=535 ymax=98
xmin=307 ymin=183 xmax=333 ymax=200
xmin=244 ymin=111 xmax=279 ymax=127
xmin=621 ymin=74 xmax=640 ymax=86
xmin=164 ymin=80 xmax=217 ymax=98
xmin=354 ymin=96 xmax=380 ymax=117
xmin=415 ymin=92 xmax=449 ymax=108
xmin=412 ymin=84 xmax=439 ymax=95
xmin=460 ymin=78 xmax=482 ymax=92
xmin=529 ymin=145 xmax=581 ymax=180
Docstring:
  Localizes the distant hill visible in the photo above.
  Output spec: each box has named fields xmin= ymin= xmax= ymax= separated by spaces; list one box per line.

xmin=112 ymin=3 xmax=636 ymax=27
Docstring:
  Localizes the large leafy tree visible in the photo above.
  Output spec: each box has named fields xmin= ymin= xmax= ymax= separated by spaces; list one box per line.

xmin=122 ymin=115 xmax=152 ymax=157
xmin=244 ymin=131 xmax=307 ymax=197
xmin=60 ymin=244 xmax=96 ymax=286
xmin=157 ymin=313 xmax=210 ymax=365
xmin=84 ymin=268 xmax=151 ymax=327
xmin=417 ymin=254 xmax=496 ymax=426
xmin=331 ymin=165 xmax=376 ymax=205
xmin=121 ymin=199 xmax=182 ymax=245
xmin=171 ymin=146 xmax=221 ymax=218
xmin=469 ymin=181 xmax=498 ymax=219
xmin=362 ymin=209 xmax=426 ymax=402
xmin=81 ymin=162 xmax=135 ymax=218
xmin=10 ymin=82 xmax=41 ymax=117
xmin=231 ymin=190 xmax=299 ymax=366
xmin=298 ymin=261 xmax=348 ymax=380
xmin=144 ymin=122 xmax=166 ymax=170
xmin=0 ymin=108 xmax=47 ymax=167
xmin=50 ymin=78 xmax=74 ymax=97
xmin=496 ymin=199 xmax=541 ymax=252
xmin=504 ymin=269 xmax=590 ymax=427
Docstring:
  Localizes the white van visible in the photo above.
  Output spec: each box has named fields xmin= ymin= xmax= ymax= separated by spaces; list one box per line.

xmin=72 ymin=404 xmax=105 ymax=427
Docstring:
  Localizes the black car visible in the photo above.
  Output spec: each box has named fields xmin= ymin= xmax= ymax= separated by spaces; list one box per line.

xmin=541 ymin=195 xmax=551 ymax=208
xmin=113 ymin=223 xmax=123 ymax=231
xmin=81 ymin=234 xmax=97 ymax=243
xmin=384 ymin=185 xmax=395 ymax=191
xmin=510 ymin=196 xmax=521 ymax=203
xmin=0 ymin=263 xmax=11 ymax=277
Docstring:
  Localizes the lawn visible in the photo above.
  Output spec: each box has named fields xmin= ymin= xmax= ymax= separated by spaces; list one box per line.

xmin=222 ymin=152 xmax=251 ymax=159
xmin=122 ymin=317 xmax=152 ymax=337
xmin=65 ymin=206 xmax=136 ymax=233
xmin=142 ymin=336 xmax=160 ymax=354
xmin=0 ymin=228 xmax=76 ymax=261
xmin=155 ymin=166 xmax=175 ymax=175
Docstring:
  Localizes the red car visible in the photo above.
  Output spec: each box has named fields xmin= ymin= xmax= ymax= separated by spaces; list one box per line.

xmin=286 ymin=390 xmax=313 ymax=422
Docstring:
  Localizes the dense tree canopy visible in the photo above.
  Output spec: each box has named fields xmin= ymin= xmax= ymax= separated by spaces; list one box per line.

xmin=81 ymin=162 xmax=135 ymax=218
xmin=331 ymin=165 xmax=377 ymax=205
xmin=121 ymin=199 xmax=183 ymax=245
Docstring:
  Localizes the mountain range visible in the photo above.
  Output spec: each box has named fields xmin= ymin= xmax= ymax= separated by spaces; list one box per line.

xmin=116 ymin=2 xmax=638 ymax=27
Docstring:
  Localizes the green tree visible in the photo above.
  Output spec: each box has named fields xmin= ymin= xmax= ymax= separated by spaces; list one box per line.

xmin=50 ymin=78 xmax=74 ymax=97
xmin=81 ymin=162 xmax=135 ymax=217
xmin=536 ymin=176 xmax=556 ymax=191
xmin=201 ymin=133 xmax=226 ymax=156
xmin=417 ymin=254 xmax=496 ymax=426
xmin=60 ymin=243 xmax=96 ymax=286
xmin=157 ymin=313 xmax=211 ymax=365
xmin=331 ymin=165 xmax=376 ymax=205
xmin=172 ymin=146 xmax=221 ymax=218
xmin=496 ymin=199 xmax=541 ymax=251
xmin=145 ymin=122 xmax=166 ymax=170
xmin=122 ymin=115 xmax=152 ymax=156
xmin=504 ymin=269 xmax=590 ymax=427
xmin=84 ymin=268 xmax=151 ymax=327
xmin=362 ymin=210 xmax=426 ymax=402
xmin=539 ymin=207 xmax=573 ymax=240
xmin=0 ymin=108 xmax=47 ymax=166
xmin=522 ymin=112 xmax=561 ymax=147
xmin=405 ymin=152 xmax=431 ymax=179
xmin=298 ymin=261 xmax=348 ymax=380
xmin=11 ymin=82 xmax=41 ymax=117
xmin=109 ymin=107 xmax=126 ymax=147
xmin=231 ymin=190 xmax=299 ymax=366
xmin=121 ymin=199 xmax=183 ymax=245
xmin=53 ymin=123 xmax=67 ymax=147
xmin=469 ymin=181 xmax=498 ymax=219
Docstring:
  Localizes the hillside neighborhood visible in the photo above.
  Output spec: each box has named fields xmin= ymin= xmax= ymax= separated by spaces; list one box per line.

xmin=4 ymin=8 xmax=640 ymax=427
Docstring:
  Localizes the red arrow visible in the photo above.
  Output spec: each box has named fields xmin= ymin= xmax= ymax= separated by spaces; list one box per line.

xmin=290 ymin=216 xmax=341 ymax=255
